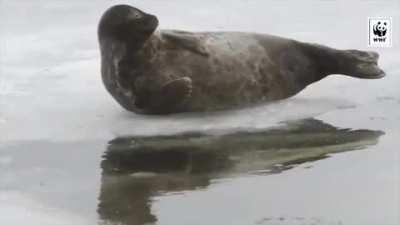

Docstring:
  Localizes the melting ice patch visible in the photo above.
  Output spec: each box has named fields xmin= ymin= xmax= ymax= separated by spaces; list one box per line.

xmin=0 ymin=76 xmax=30 ymax=97
xmin=0 ymin=191 xmax=92 ymax=225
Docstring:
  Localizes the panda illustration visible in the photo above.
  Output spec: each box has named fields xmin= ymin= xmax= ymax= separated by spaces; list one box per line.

xmin=373 ymin=21 xmax=387 ymax=37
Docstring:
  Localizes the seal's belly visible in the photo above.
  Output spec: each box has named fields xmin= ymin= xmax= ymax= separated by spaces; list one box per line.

xmin=151 ymin=32 xmax=296 ymax=110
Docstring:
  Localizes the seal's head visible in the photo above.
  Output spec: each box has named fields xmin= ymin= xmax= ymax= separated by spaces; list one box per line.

xmin=98 ymin=5 xmax=159 ymax=42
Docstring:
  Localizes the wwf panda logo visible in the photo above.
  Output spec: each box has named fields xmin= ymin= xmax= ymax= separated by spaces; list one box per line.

xmin=373 ymin=21 xmax=387 ymax=37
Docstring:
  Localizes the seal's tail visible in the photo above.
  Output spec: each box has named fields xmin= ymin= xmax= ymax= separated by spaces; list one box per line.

xmin=299 ymin=42 xmax=385 ymax=79
xmin=340 ymin=49 xmax=385 ymax=79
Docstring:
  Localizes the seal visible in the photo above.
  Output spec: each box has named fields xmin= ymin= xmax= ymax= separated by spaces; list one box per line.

xmin=98 ymin=5 xmax=385 ymax=114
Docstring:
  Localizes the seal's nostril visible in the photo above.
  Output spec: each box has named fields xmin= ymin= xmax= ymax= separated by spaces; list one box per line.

xmin=149 ymin=15 xmax=159 ymax=26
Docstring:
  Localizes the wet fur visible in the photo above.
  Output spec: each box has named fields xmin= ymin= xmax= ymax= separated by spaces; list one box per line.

xmin=99 ymin=5 xmax=385 ymax=114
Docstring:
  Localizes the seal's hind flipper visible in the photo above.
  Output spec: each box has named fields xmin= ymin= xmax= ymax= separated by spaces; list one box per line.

xmin=162 ymin=31 xmax=209 ymax=56
xmin=161 ymin=77 xmax=193 ymax=107
xmin=342 ymin=50 xmax=385 ymax=79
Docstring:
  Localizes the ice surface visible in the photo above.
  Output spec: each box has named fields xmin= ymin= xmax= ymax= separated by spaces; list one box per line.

xmin=0 ymin=1 xmax=399 ymax=225
xmin=0 ymin=0 xmax=399 ymax=142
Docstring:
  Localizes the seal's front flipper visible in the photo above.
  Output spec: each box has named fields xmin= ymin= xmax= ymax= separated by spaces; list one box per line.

xmin=160 ymin=77 xmax=193 ymax=108
xmin=162 ymin=31 xmax=209 ymax=57
xmin=134 ymin=76 xmax=192 ymax=113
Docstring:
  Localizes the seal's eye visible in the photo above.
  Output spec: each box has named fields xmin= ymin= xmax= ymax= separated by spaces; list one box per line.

xmin=132 ymin=11 xmax=142 ymax=19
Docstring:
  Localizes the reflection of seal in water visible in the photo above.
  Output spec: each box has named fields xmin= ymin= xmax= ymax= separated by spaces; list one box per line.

xmin=98 ymin=5 xmax=386 ymax=114
xmin=98 ymin=119 xmax=384 ymax=225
